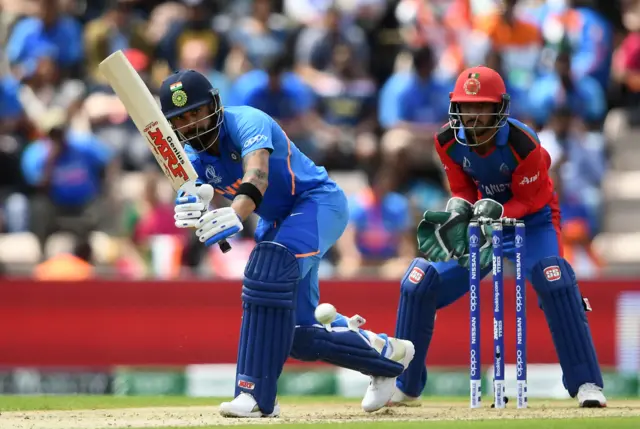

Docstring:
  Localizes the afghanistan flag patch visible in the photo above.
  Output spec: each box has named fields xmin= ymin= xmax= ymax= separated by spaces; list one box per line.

xmin=169 ymin=82 xmax=183 ymax=92
xmin=468 ymin=72 xmax=480 ymax=79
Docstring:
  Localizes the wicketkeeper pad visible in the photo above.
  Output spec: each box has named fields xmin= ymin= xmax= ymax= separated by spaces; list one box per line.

xmin=395 ymin=258 xmax=439 ymax=397
xmin=236 ymin=241 xmax=300 ymax=414
xmin=531 ymin=256 xmax=603 ymax=397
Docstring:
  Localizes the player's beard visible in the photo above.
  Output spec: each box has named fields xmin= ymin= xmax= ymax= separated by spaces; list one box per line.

xmin=463 ymin=115 xmax=496 ymax=146
xmin=180 ymin=117 xmax=220 ymax=154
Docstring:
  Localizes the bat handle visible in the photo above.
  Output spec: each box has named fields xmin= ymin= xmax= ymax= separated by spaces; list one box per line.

xmin=219 ymin=240 xmax=232 ymax=253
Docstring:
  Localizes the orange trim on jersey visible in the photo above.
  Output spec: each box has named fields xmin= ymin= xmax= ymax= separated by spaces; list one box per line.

xmin=285 ymin=134 xmax=295 ymax=195
xmin=295 ymin=250 xmax=320 ymax=258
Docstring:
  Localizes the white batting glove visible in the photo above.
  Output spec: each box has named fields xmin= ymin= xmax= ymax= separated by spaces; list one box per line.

xmin=174 ymin=184 xmax=214 ymax=228
xmin=195 ymin=207 xmax=244 ymax=246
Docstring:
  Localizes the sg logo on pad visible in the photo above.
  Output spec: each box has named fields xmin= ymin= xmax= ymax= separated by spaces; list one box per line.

xmin=544 ymin=266 xmax=561 ymax=282
xmin=409 ymin=267 xmax=425 ymax=284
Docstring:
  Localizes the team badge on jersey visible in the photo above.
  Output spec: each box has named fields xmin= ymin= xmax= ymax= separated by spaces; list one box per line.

xmin=499 ymin=163 xmax=510 ymax=176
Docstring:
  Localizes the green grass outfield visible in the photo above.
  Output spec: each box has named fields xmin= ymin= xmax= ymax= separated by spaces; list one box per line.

xmin=1 ymin=395 xmax=639 ymax=429
xmin=143 ymin=420 xmax=640 ymax=429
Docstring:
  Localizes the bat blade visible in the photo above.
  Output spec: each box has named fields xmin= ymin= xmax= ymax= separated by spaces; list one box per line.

xmin=99 ymin=50 xmax=196 ymax=193
xmin=99 ymin=50 xmax=231 ymax=253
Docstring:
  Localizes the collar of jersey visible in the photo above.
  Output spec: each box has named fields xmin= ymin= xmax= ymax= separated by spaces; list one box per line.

xmin=456 ymin=122 xmax=509 ymax=147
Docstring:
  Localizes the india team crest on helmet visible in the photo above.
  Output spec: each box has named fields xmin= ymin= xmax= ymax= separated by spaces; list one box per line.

xmin=464 ymin=77 xmax=481 ymax=96
xmin=172 ymin=90 xmax=188 ymax=107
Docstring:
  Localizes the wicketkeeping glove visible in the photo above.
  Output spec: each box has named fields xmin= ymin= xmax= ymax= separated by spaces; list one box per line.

xmin=417 ymin=197 xmax=473 ymax=262
xmin=459 ymin=199 xmax=505 ymax=269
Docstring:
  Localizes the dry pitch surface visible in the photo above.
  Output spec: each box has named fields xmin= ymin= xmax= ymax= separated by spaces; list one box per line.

xmin=1 ymin=398 xmax=640 ymax=429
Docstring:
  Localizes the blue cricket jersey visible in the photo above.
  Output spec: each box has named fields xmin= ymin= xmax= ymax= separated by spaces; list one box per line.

xmin=186 ymin=106 xmax=331 ymax=222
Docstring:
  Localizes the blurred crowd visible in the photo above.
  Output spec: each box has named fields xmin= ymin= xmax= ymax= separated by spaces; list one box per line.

xmin=0 ymin=0 xmax=635 ymax=280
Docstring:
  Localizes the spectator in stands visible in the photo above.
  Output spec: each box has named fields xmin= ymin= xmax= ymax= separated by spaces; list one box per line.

xmin=16 ymin=44 xmax=86 ymax=124
xmin=336 ymin=165 xmax=415 ymax=279
xmin=529 ymin=48 xmax=606 ymax=129
xmin=232 ymin=54 xmax=316 ymax=158
xmin=395 ymin=0 xmax=470 ymax=80
xmin=538 ymin=108 xmax=605 ymax=274
xmin=33 ymin=236 xmax=94 ymax=280
xmin=471 ymin=0 xmax=542 ymax=84
xmin=0 ymin=70 xmax=29 ymax=233
xmin=295 ymin=6 xmax=370 ymax=86
xmin=226 ymin=0 xmax=291 ymax=73
xmin=83 ymin=48 xmax=153 ymax=171
xmin=484 ymin=49 xmax=532 ymax=125
xmin=122 ymin=169 xmax=187 ymax=278
xmin=612 ymin=0 xmax=640 ymax=108
xmin=83 ymin=0 xmax=153 ymax=86
xmin=178 ymin=38 xmax=232 ymax=106
xmin=377 ymin=46 xmax=451 ymax=194
xmin=20 ymin=108 xmax=115 ymax=256
xmin=6 ymin=0 xmax=83 ymax=78
xmin=156 ymin=0 xmax=228 ymax=73
xmin=312 ymin=43 xmax=378 ymax=170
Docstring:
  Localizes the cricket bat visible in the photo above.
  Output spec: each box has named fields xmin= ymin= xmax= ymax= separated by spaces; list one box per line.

xmin=98 ymin=50 xmax=231 ymax=253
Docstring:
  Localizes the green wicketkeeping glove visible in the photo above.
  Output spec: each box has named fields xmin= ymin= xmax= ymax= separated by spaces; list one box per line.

xmin=417 ymin=197 xmax=473 ymax=262
xmin=459 ymin=199 xmax=505 ymax=270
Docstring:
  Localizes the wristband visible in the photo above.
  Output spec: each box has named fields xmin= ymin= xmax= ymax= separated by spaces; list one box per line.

xmin=235 ymin=182 xmax=263 ymax=209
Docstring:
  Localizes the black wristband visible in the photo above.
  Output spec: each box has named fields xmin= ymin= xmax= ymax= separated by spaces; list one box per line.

xmin=235 ymin=182 xmax=263 ymax=209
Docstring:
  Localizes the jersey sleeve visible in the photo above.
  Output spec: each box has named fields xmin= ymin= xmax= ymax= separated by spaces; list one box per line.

xmin=233 ymin=107 xmax=275 ymax=157
xmin=503 ymin=142 xmax=554 ymax=219
xmin=434 ymin=131 xmax=478 ymax=204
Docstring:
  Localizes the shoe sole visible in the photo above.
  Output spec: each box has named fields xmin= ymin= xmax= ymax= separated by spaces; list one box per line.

xmin=580 ymin=400 xmax=607 ymax=408
xmin=386 ymin=400 xmax=421 ymax=408
xmin=220 ymin=405 xmax=280 ymax=418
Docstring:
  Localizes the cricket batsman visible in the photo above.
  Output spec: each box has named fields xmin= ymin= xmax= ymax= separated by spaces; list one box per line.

xmin=389 ymin=66 xmax=607 ymax=408
xmin=161 ymin=69 xmax=415 ymax=417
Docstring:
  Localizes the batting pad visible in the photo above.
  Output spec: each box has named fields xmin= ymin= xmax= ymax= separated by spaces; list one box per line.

xmin=395 ymin=258 xmax=439 ymax=397
xmin=531 ymin=256 xmax=603 ymax=397
xmin=290 ymin=327 xmax=405 ymax=377
xmin=236 ymin=241 xmax=300 ymax=414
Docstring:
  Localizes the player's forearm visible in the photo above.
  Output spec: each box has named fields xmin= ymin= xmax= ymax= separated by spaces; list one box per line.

xmin=231 ymin=149 xmax=270 ymax=220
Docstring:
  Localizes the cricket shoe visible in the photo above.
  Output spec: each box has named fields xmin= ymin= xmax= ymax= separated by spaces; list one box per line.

xmin=219 ymin=392 xmax=280 ymax=418
xmin=577 ymin=383 xmax=607 ymax=408
xmin=362 ymin=338 xmax=415 ymax=413
xmin=386 ymin=387 xmax=421 ymax=407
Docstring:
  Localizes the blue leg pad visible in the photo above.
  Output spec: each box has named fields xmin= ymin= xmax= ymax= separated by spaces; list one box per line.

xmin=395 ymin=258 xmax=439 ymax=398
xmin=290 ymin=325 xmax=404 ymax=377
xmin=236 ymin=241 xmax=300 ymax=414
xmin=531 ymin=256 xmax=603 ymax=397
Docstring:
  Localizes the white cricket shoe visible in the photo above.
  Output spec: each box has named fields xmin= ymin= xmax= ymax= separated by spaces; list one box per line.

xmin=386 ymin=386 xmax=421 ymax=407
xmin=577 ymin=383 xmax=607 ymax=408
xmin=362 ymin=338 xmax=415 ymax=413
xmin=219 ymin=392 xmax=280 ymax=418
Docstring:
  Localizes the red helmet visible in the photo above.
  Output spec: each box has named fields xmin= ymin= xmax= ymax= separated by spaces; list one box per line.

xmin=450 ymin=66 xmax=507 ymax=103
xmin=448 ymin=66 xmax=510 ymax=146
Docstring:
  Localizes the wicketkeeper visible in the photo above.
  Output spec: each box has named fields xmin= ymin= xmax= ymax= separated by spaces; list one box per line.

xmin=389 ymin=66 xmax=606 ymax=408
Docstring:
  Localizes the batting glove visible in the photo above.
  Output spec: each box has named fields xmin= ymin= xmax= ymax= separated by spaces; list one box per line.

xmin=195 ymin=207 xmax=244 ymax=247
xmin=174 ymin=184 xmax=214 ymax=228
